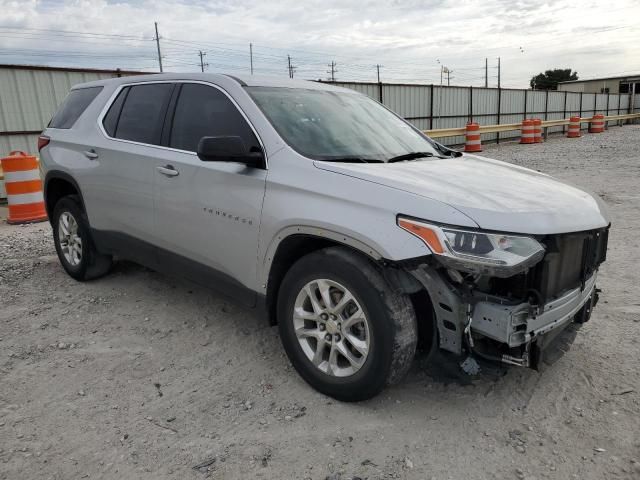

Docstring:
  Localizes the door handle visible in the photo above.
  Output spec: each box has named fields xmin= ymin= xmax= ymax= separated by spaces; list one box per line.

xmin=83 ymin=149 xmax=98 ymax=160
xmin=157 ymin=165 xmax=179 ymax=177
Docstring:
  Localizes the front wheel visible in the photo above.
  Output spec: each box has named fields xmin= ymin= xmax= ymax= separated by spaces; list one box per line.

xmin=277 ymin=247 xmax=418 ymax=401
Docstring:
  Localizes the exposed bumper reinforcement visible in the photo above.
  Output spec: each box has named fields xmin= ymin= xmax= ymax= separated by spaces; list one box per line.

xmin=471 ymin=273 xmax=597 ymax=348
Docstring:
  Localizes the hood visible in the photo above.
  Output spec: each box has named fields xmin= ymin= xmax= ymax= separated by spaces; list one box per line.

xmin=314 ymin=154 xmax=610 ymax=235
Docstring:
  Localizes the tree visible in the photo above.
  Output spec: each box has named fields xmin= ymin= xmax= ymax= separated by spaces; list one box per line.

xmin=530 ymin=69 xmax=578 ymax=90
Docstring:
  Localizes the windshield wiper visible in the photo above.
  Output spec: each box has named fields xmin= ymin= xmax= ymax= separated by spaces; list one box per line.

xmin=387 ymin=152 xmax=439 ymax=163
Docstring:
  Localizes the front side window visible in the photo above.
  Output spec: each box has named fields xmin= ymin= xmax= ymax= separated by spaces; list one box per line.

xmin=246 ymin=87 xmax=439 ymax=162
xmin=49 ymin=86 xmax=103 ymax=129
xmin=169 ymin=83 xmax=260 ymax=153
xmin=114 ymin=83 xmax=173 ymax=145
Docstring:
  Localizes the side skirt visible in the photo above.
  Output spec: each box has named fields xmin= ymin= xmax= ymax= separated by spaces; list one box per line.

xmin=91 ymin=229 xmax=260 ymax=309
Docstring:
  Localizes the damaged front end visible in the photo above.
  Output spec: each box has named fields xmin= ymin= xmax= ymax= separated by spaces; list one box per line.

xmin=398 ymin=218 xmax=609 ymax=370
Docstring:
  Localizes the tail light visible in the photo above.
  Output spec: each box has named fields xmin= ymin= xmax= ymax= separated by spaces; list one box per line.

xmin=37 ymin=135 xmax=50 ymax=151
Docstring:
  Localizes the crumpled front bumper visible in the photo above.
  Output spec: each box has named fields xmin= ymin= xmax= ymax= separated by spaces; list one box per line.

xmin=471 ymin=272 xmax=597 ymax=348
xmin=408 ymin=264 xmax=599 ymax=367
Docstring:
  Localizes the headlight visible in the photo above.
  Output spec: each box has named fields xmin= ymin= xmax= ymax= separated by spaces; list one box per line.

xmin=398 ymin=217 xmax=545 ymax=277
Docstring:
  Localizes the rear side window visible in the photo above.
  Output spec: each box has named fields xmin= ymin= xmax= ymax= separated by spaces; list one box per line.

xmin=169 ymin=83 xmax=259 ymax=152
xmin=49 ymin=86 xmax=103 ymax=129
xmin=113 ymin=84 xmax=173 ymax=145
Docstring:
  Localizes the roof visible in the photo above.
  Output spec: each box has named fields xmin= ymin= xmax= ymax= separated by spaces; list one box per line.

xmin=559 ymin=73 xmax=640 ymax=84
xmin=71 ymin=72 xmax=355 ymax=93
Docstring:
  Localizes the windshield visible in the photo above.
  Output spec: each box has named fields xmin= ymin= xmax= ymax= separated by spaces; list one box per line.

xmin=246 ymin=86 xmax=441 ymax=162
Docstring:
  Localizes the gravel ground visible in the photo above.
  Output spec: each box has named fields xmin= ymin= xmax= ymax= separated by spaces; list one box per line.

xmin=1 ymin=125 xmax=639 ymax=480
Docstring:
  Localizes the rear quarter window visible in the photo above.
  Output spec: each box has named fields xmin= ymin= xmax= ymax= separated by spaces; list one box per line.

xmin=102 ymin=87 xmax=128 ymax=137
xmin=48 ymin=86 xmax=103 ymax=129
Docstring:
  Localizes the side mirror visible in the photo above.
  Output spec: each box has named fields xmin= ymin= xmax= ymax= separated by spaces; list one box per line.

xmin=197 ymin=136 xmax=264 ymax=168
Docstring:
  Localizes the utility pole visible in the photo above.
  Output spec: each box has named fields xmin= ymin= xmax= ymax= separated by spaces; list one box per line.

xmin=497 ymin=56 xmax=501 ymax=89
xmin=286 ymin=55 xmax=297 ymax=78
xmin=154 ymin=22 xmax=163 ymax=73
xmin=249 ymin=43 xmax=253 ymax=75
xmin=442 ymin=66 xmax=451 ymax=86
xmin=438 ymin=64 xmax=446 ymax=128
xmin=376 ymin=64 xmax=381 ymax=83
xmin=485 ymin=58 xmax=488 ymax=88
xmin=198 ymin=51 xmax=207 ymax=72
xmin=327 ymin=61 xmax=337 ymax=82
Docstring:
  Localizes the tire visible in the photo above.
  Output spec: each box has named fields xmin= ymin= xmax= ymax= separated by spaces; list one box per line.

xmin=277 ymin=247 xmax=418 ymax=401
xmin=52 ymin=195 xmax=112 ymax=281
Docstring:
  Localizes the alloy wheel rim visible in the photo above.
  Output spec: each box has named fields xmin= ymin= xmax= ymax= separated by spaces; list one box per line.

xmin=58 ymin=211 xmax=82 ymax=266
xmin=293 ymin=278 xmax=370 ymax=377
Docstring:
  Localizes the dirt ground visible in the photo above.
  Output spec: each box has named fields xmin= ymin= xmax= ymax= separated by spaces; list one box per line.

xmin=1 ymin=125 xmax=639 ymax=480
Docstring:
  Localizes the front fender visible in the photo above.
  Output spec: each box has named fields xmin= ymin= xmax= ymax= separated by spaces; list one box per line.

xmin=259 ymin=225 xmax=387 ymax=289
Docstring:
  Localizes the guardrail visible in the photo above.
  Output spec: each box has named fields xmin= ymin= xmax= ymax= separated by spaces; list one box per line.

xmin=423 ymin=113 xmax=640 ymax=139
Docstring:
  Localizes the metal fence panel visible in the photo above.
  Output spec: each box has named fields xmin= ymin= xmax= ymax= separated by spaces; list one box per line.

xmin=383 ymin=84 xmax=431 ymax=120
xmin=472 ymin=88 xmax=498 ymax=116
xmin=500 ymin=89 xmax=525 ymax=115
xmin=620 ymin=94 xmax=630 ymax=111
xmin=526 ymin=90 xmax=546 ymax=116
xmin=330 ymin=81 xmax=379 ymax=100
xmin=595 ymin=93 xmax=608 ymax=112
xmin=581 ymin=94 xmax=596 ymax=118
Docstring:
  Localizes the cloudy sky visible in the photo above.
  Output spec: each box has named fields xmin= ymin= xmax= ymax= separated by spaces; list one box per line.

xmin=0 ymin=0 xmax=638 ymax=87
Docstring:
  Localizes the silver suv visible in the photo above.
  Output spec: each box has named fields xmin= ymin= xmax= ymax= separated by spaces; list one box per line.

xmin=39 ymin=73 xmax=610 ymax=401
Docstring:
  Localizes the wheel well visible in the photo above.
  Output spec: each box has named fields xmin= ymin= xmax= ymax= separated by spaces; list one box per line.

xmin=409 ymin=289 xmax=437 ymax=354
xmin=264 ymin=234 xmax=437 ymax=343
xmin=266 ymin=235 xmax=367 ymax=325
xmin=45 ymin=177 xmax=80 ymax=218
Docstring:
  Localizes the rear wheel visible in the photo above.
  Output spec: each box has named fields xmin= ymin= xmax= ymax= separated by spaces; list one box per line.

xmin=277 ymin=247 xmax=418 ymax=401
xmin=52 ymin=196 xmax=112 ymax=281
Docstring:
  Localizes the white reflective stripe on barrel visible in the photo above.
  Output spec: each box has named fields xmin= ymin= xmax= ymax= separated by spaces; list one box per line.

xmin=6 ymin=191 xmax=44 ymax=205
xmin=4 ymin=169 xmax=41 ymax=182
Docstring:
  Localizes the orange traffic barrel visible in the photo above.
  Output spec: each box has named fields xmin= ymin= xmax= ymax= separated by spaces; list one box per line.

xmin=533 ymin=118 xmax=543 ymax=143
xmin=589 ymin=114 xmax=605 ymax=133
xmin=520 ymin=119 xmax=535 ymax=144
xmin=464 ymin=122 xmax=482 ymax=152
xmin=567 ymin=116 xmax=581 ymax=138
xmin=0 ymin=163 xmax=6 ymax=201
xmin=1 ymin=151 xmax=48 ymax=224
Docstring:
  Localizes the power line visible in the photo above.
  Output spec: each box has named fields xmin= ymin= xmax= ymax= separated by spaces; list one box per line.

xmin=1 ymin=22 xmax=638 ymax=86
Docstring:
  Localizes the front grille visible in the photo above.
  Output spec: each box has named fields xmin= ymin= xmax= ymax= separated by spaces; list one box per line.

xmin=535 ymin=227 xmax=608 ymax=301
xmin=489 ymin=226 xmax=609 ymax=304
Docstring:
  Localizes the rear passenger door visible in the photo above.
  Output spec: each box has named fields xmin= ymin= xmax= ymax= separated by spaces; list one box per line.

xmin=152 ymin=82 xmax=267 ymax=305
xmin=91 ymin=82 xmax=174 ymax=246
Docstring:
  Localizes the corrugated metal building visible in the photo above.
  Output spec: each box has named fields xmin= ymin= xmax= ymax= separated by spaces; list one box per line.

xmin=0 ymin=64 xmax=145 ymax=154
xmin=558 ymin=74 xmax=640 ymax=94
